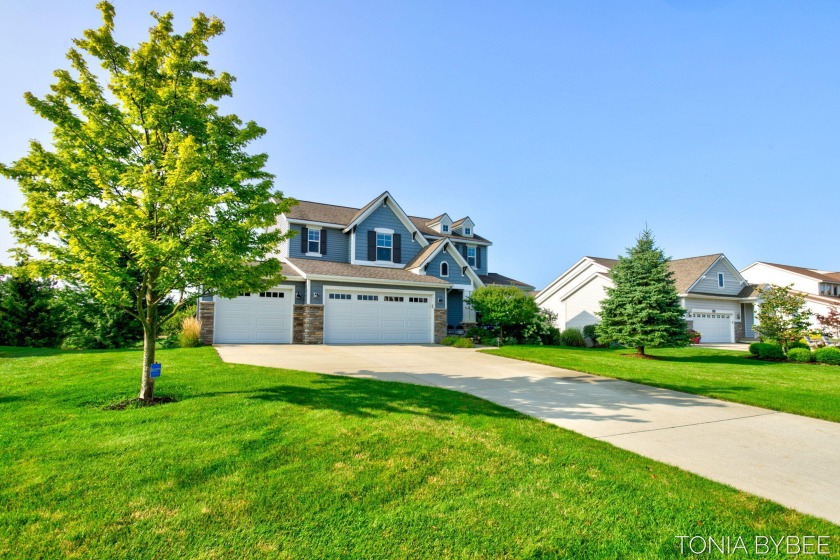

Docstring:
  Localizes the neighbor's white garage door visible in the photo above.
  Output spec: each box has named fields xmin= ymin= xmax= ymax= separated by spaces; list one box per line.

xmin=324 ymin=289 xmax=433 ymax=344
xmin=214 ymin=290 xmax=292 ymax=344
xmin=689 ymin=312 xmax=733 ymax=343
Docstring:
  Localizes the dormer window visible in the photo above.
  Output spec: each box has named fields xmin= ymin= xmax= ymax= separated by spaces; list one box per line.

xmin=717 ymin=272 xmax=725 ymax=288
xmin=464 ymin=227 xmax=471 ymax=236
xmin=442 ymin=224 xmax=449 ymax=233
xmin=440 ymin=261 xmax=449 ymax=277
xmin=467 ymin=246 xmax=476 ymax=268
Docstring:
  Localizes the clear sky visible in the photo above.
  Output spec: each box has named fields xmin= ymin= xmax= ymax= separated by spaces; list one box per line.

xmin=2 ymin=1 xmax=838 ymax=289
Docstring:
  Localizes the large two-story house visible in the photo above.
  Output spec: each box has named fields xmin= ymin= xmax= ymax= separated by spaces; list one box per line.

xmin=740 ymin=261 xmax=840 ymax=329
xmin=198 ymin=192 xmax=532 ymax=344
xmin=536 ymin=254 xmax=762 ymax=344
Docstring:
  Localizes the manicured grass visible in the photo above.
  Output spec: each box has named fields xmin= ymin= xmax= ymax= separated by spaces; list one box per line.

xmin=1 ymin=346 xmax=836 ymax=558
xmin=483 ymin=345 xmax=840 ymax=423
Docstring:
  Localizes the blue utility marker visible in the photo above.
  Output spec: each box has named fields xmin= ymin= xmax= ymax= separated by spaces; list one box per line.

xmin=150 ymin=363 xmax=161 ymax=378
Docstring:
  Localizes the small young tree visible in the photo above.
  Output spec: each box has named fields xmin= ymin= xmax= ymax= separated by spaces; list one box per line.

xmin=466 ymin=286 xmax=539 ymax=343
xmin=1 ymin=3 xmax=295 ymax=400
xmin=596 ymin=229 xmax=689 ymax=356
xmin=753 ymin=285 xmax=811 ymax=349
xmin=815 ymin=307 xmax=840 ymax=339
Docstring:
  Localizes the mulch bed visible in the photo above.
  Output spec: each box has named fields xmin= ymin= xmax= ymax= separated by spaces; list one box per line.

xmin=104 ymin=396 xmax=178 ymax=410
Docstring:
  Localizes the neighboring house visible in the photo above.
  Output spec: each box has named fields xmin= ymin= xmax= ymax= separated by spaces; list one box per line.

xmin=198 ymin=191 xmax=532 ymax=344
xmin=536 ymin=254 xmax=762 ymax=344
xmin=740 ymin=261 xmax=840 ymax=329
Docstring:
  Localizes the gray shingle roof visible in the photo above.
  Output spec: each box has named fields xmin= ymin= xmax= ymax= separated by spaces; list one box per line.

xmin=756 ymin=262 xmax=840 ymax=284
xmin=588 ymin=254 xmax=728 ymax=294
xmin=285 ymin=258 xmax=449 ymax=285
xmin=404 ymin=239 xmax=447 ymax=270
xmin=285 ymin=199 xmax=491 ymax=243
xmin=478 ymin=273 xmax=535 ymax=291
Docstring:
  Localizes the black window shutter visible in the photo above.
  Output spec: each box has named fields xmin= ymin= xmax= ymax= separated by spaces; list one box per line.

xmin=300 ymin=226 xmax=308 ymax=253
xmin=320 ymin=229 xmax=327 ymax=255
xmin=367 ymin=230 xmax=376 ymax=261
xmin=476 ymin=246 xmax=481 ymax=269
xmin=461 ymin=245 xmax=467 ymax=259
xmin=393 ymin=234 xmax=402 ymax=263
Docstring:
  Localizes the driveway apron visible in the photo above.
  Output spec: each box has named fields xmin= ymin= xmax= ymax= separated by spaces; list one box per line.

xmin=215 ymin=344 xmax=840 ymax=525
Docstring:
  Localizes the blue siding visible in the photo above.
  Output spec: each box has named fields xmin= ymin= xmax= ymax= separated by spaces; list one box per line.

xmin=687 ymin=258 xmax=744 ymax=296
xmin=308 ymin=280 xmax=445 ymax=309
xmin=452 ymin=242 xmax=488 ymax=276
xmin=427 ymin=248 xmax=469 ymax=285
xmin=288 ymin=225 xmax=350 ymax=262
xmin=447 ymin=290 xmax=463 ymax=327
xmin=354 ymin=204 xmax=423 ymax=264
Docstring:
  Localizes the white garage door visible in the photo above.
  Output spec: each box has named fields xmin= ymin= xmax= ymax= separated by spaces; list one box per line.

xmin=324 ymin=289 xmax=433 ymax=344
xmin=214 ymin=290 xmax=292 ymax=344
xmin=689 ymin=312 xmax=733 ymax=343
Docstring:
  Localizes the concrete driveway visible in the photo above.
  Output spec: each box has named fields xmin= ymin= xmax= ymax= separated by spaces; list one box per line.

xmin=215 ymin=344 xmax=840 ymax=525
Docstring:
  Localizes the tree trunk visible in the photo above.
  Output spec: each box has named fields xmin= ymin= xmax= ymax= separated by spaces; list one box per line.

xmin=139 ymin=322 xmax=157 ymax=401
xmin=636 ymin=346 xmax=646 ymax=356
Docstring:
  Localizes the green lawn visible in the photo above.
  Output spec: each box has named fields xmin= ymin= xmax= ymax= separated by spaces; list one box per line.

xmin=483 ymin=345 xmax=840 ymax=423
xmin=1 ymin=346 xmax=836 ymax=559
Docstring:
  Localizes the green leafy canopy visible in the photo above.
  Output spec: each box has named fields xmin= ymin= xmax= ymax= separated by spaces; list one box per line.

xmin=0 ymin=2 xmax=296 ymax=398
xmin=595 ymin=229 xmax=689 ymax=354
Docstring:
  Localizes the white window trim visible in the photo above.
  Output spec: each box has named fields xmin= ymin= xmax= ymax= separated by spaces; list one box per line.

xmin=442 ymin=224 xmax=449 ymax=233
xmin=440 ymin=261 xmax=449 ymax=277
xmin=718 ymin=272 xmax=725 ymax=289
xmin=375 ymin=230 xmax=394 ymax=263
xmin=307 ymin=227 xmax=322 ymax=257
xmin=467 ymin=246 xmax=477 ymax=269
xmin=464 ymin=227 xmax=471 ymax=236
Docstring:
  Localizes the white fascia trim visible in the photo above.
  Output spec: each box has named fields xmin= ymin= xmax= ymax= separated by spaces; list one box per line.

xmin=281 ymin=258 xmax=307 ymax=278
xmin=306 ymin=274 xmax=451 ymax=289
xmin=341 ymin=192 xmax=429 ymax=247
xmin=287 ymin=218 xmax=345 ymax=229
xmin=684 ymin=255 xmax=728 ymax=294
xmin=439 ymin=240 xmax=483 ymax=287
xmin=354 ymin=260 xmax=405 ymax=269
xmin=681 ymin=292 xmax=757 ymax=303
xmin=423 ymin=234 xmax=493 ymax=246
xmin=278 ymin=275 xmax=306 ymax=282
xmin=742 ymin=261 xmax=826 ymax=285
xmin=374 ymin=227 xmax=394 ymax=234
xmin=536 ymin=257 xmax=608 ymax=304
xmin=559 ymin=272 xmax=612 ymax=303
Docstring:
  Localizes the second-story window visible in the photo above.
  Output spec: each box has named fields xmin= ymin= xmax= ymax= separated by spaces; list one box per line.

xmin=467 ymin=246 xmax=476 ymax=268
xmin=440 ymin=261 xmax=449 ymax=277
xmin=717 ymin=272 xmax=725 ymax=288
xmin=308 ymin=229 xmax=321 ymax=254
xmin=376 ymin=233 xmax=392 ymax=261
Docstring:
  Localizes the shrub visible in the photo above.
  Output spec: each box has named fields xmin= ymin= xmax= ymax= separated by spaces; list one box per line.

xmin=814 ymin=347 xmax=840 ymax=366
xmin=178 ymin=317 xmax=202 ymax=348
xmin=558 ymin=327 xmax=585 ymax=347
xmin=757 ymin=343 xmax=785 ymax=360
xmin=748 ymin=342 xmax=761 ymax=356
xmin=787 ymin=341 xmax=810 ymax=351
xmin=440 ymin=336 xmax=459 ymax=346
xmin=542 ymin=326 xmax=562 ymax=346
xmin=787 ymin=348 xmax=813 ymax=363
xmin=452 ymin=338 xmax=475 ymax=349
xmin=582 ymin=324 xmax=598 ymax=346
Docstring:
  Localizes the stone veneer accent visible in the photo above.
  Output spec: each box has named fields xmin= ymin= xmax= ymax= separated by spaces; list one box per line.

xmin=198 ymin=301 xmax=215 ymax=345
xmin=293 ymin=304 xmax=324 ymax=344
xmin=434 ymin=309 xmax=447 ymax=343
xmin=734 ymin=321 xmax=744 ymax=343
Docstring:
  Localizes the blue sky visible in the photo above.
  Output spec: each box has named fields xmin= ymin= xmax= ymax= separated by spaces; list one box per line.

xmin=2 ymin=1 xmax=838 ymax=289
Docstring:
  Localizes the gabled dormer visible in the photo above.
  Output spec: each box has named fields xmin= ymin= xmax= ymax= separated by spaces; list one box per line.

xmin=426 ymin=213 xmax=453 ymax=235
xmin=451 ymin=217 xmax=475 ymax=238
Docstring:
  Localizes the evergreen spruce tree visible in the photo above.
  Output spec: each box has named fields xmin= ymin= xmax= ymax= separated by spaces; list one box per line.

xmin=596 ymin=230 xmax=689 ymax=356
